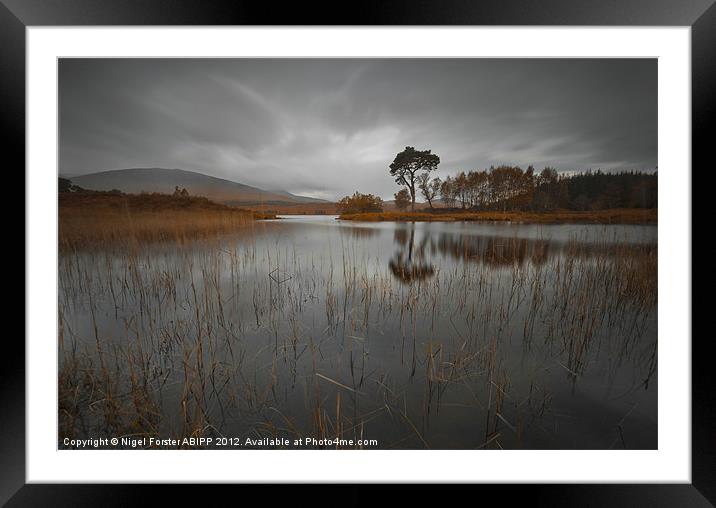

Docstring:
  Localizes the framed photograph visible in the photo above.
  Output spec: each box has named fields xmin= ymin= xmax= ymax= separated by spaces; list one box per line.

xmin=6 ymin=0 xmax=712 ymax=503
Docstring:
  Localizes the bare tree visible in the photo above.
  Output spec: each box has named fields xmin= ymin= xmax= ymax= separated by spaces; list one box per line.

xmin=418 ymin=174 xmax=441 ymax=209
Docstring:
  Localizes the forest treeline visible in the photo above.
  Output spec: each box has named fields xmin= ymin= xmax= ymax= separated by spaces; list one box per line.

xmin=437 ymin=167 xmax=657 ymax=211
xmin=386 ymin=147 xmax=656 ymax=213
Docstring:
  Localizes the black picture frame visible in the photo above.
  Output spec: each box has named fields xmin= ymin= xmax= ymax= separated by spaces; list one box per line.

xmin=5 ymin=0 xmax=713 ymax=504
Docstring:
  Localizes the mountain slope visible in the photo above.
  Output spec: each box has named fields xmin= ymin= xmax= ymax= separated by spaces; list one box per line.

xmin=66 ymin=168 xmax=328 ymax=205
xmin=264 ymin=189 xmax=327 ymax=204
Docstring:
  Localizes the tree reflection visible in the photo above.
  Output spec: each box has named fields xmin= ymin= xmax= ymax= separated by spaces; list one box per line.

xmin=389 ymin=225 xmax=435 ymax=284
xmin=342 ymin=225 xmax=379 ymax=239
xmin=436 ymin=233 xmax=552 ymax=267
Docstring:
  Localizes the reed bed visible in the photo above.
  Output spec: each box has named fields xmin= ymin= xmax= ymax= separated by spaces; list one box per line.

xmin=59 ymin=192 xmax=274 ymax=250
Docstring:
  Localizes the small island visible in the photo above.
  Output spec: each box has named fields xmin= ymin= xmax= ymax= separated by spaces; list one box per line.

xmin=335 ymin=146 xmax=656 ymax=224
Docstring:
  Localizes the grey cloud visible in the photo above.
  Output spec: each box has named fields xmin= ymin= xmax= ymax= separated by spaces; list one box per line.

xmin=59 ymin=58 xmax=657 ymax=200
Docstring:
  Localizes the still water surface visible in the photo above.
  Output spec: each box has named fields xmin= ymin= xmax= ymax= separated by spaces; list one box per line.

xmin=59 ymin=216 xmax=657 ymax=449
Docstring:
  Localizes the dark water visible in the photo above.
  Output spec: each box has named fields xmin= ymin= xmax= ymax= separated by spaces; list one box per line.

xmin=59 ymin=216 xmax=657 ymax=449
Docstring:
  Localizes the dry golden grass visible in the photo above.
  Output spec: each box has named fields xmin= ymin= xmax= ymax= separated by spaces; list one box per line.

xmin=59 ymin=192 xmax=274 ymax=249
xmin=338 ymin=208 xmax=657 ymax=224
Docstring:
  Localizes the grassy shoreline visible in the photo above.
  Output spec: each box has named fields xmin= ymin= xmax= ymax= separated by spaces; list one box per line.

xmin=337 ymin=208 xmax=657 ymax=224
xmin=59 ymin=192 xmax=275 ymax=249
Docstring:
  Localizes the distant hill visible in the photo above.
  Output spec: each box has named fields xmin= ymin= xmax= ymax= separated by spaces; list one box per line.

xmin=264 ymin=189 xmax=327 ymax=204
xmin=64 ymin=168 xmax=329 ymax=206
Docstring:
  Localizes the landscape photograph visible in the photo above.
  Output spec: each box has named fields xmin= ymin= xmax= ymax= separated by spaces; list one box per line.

xmin=58 ymin=58 xmax=657 ymax=450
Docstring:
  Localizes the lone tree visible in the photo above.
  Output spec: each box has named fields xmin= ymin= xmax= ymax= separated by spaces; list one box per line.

xmin=394 ymin=188 xmax=411 ymax=211
xmin=389 ymin=146 xmax=440 ymax=211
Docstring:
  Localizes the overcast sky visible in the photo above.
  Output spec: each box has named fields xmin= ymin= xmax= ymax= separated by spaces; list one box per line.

xmin=59 ymin=58 xmax=656 ymax=200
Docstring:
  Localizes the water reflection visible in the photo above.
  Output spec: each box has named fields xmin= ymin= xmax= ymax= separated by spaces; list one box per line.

xmin=436 ymin=233 xmax=551 ymax=267
xmin=58 ymin=216 xmax=658 ymax=450
xmin=387 ymin=226 xmax=655 ymax=275
xmin=342 ymin=225 xmax=379 ymax=239
xmin=389 ymin=225 xmax=436 ymax=283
